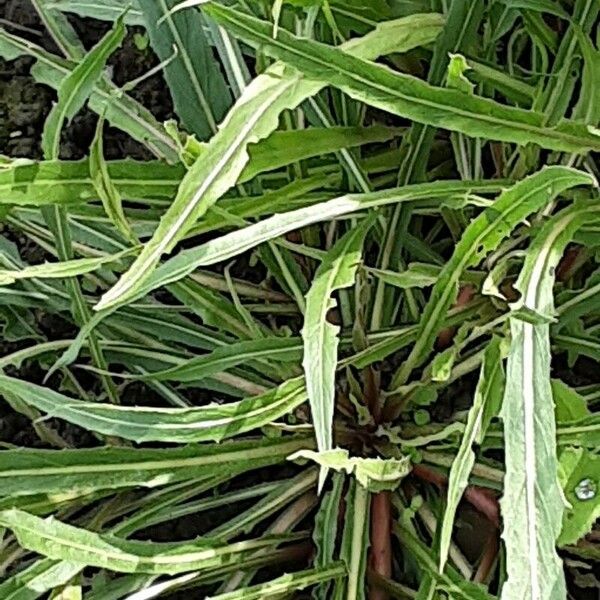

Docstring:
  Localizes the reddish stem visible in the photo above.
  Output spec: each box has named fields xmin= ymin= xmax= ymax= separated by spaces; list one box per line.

xmin=556 ymin=245 xmax=583 ymax=282
xmin=369 ymin=491 xmax=392 ymax=600
xmin=474 ymin=531 xmax=499 ymax=584
xmin=412 ymin=464 xmax=500 ymax=528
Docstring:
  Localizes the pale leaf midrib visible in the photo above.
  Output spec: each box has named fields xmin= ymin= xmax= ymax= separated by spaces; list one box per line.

xmin=221 ymin=9 xmax=598 ymax=150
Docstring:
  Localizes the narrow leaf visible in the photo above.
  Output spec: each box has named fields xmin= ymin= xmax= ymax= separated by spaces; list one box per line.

xmin=500 ymin=202 xmax=600 ymax=600
xmin=41 ymin=14 xmax=126 ymax=158
xmin=0 ymin=436 xmax=312 ymax=497
xmin=301 ymin=219 xmax=373 ymax=487
xmin=394 ymin=167 xmax=594 ymax=386
xmin=0 ymin=375 xmax=307 ymax=443
xmin=340 ymin=480 xmax=370 ymax=600
xmin=95 ymin=13 xmax=448 ymax=311
xmin=206 ymin=564 xmax=346 ymax=600
xmin=439 ymin=336 xmax=505 ymax=571
xmin=312 ymin=473 xmax=345 ymax=600
xmin=0 ymin=509 xmax=301 ymax=575
xmin=138 ymin=0 xmax=232 ymax=139
xmin=90 ymin=115 xmax=137 ymax=243
xmin=47 ymin=0 xmax=144 ymax=25
xmin=143 ymin=337 xmax=302 ymax=382
xmin=205 ymin=3 xmax=600 ymax=153
xmin=0 ymin=249 xmax=133 ymax=286
xmin=0 ymin=558 xmax=81 ymax=600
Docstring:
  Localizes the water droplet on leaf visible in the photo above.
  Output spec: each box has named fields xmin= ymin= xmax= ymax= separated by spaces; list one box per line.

xmin=574 ymin=478 xmax=596 ymax=501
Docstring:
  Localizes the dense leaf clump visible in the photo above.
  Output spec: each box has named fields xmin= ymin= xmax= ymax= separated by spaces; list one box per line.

xmin=0 ymin=0 xmax=599 ymax=598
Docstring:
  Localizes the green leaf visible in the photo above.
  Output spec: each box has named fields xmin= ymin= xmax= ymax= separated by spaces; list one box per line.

xmin=439 ymin=336 xmax=504 ymax=571
xmin=204 ymin=3 xmax=600 ymax=153
xmin=0 ymin=374 xmax=307 ymax=443
xmin=496 ymin=0 xmax=570 ymax=19
xmin=289 ymin=449 xmax=410 ymax=492
xmin=393 ymin=167 xmax=594 ymax=387
xmin=0 ymin=509 xmax=302 ymax=575
xmin=554 ymin=332 xmax=600 ymax=363
xmin=94 ymin=13 xmax=449 ymax=311
xmin=573 ymin=28 xmax=600 ymax=125
xmin=47 ymin=0 xmax=145 ymax=25
xmin=41 ymin=14 xmax=126 ymax=158
xmin=138 ymin=0 xmax=232 ymax=140
xmin=499 ymin=202 xmax=600 ymax=600
xmin=557 ymin=414 xmax=600 ymax=448
xmin=206 ymin=564 xmax=346 ymax=599
xmin=302 ymin=219 xmax=372 ymax=486
xmin=556 ymin=268 xmax=600 ymax=329
xmin=312 ymin=474 xmax=344 ymax=600
xmin=367 ymin=263 xmax=441 ymax=289
xmin=0 ymin=558 xmax=82 ymax=600
xmin=143 ymin=337 xmax=302 ymax=382
xmin=241 ymin=125 xmax=402 ymax=183
xmin=0 ymin=436 xmax=311 ymax=497
xmin=0 ymin=249 xmax=133 ymax=286
xmin=557 ymin=446 xmax=600 ymax=546
xmin=137 ymin=180 xmax=505 ymax=305
xmin=0 ymin=158 xmax=182 ymax=205
xmin=552 ymin=379 xmax=590 ymax=422
xmin=90 ymin=116 xmax=137 ymax=244
xmin=340 ymin=479 xmax=370 ymax=600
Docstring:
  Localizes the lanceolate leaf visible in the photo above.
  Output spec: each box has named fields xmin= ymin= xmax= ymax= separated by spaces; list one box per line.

xmin=0 ymin=126 xmax=397 ymax=207
xmin=90 ymin=115 xmax=137 ymax=243
xmin=138 ymin=0 xmax=231 ymax=140
xmin=0 ymin=509 xmax=302 ymax=575
xmin=140 ymin=180 xmax=505 ymax=302
xmin=240 ymin=125 xmax=402 ymax=183
xmin=439 ymin=336 xmax=505 ymax=571
xmin=393 ymin=167 xmax=595 ymax=387
xmin=0 ymin=375 xmax=307 ymax=443
xmin=204 ymin=3 xmax=600 ymax=153
xmin=41 ymin=14 xmax=126 ymax=159
xmin=0 ymin=249 xmax=133 ymax=286
xmin=302 ymin=219 xmax=373 ymax=484
xmin=95 ymin=14 xmax=448 ymax=311
xmin=143 ymin=337 xmax=302 ymax=382
xmin=500 ymin=202 xmax=600 ymax=600
xmin=0 ymin=159 xmax=182 ymax=205
xmin=0 ymin=436 xmax=312 ymax=497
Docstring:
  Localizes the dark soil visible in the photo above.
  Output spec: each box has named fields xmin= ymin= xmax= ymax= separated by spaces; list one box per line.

xmin=0 ymin=0 xmax=174 ymax=161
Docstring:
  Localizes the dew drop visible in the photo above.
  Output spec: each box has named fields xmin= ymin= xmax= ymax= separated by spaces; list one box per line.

xmin=574 ymin=478 xmax=596 ymax=501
